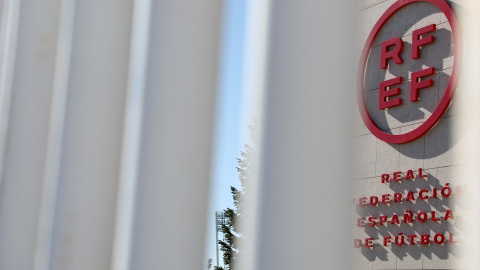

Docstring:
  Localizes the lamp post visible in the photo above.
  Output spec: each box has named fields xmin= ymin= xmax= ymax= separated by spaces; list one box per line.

xmin=215 ymin=211 xmax=226 ymax=269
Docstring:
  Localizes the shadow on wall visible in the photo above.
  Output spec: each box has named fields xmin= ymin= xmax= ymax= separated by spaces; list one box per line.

xmin=355 ymin=172 xmax=463 ymax=262
xmin=355 ymin=0 xmax=468 ymax=263
xmin=361 ymin=1 xmax=466 ymax=159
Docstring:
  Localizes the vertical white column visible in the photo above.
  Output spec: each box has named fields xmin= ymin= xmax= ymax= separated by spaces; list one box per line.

xmin=111 ymin=0 xmax=152 ymax=269
xmin=0 ymin=0 xmax=20 ymax=193
xmin=33 ymin=0 xmax=75 ymax=269
xmin=253 ymin=0 xmax=354 ymax=269
xmin=45 ymin=0 xmax=134 ymax=269
xmin=0 ymin=0 xmax=62 ymax=269
xmin=0 ymin=0 xmax=137 ymax=268
xmin=456 ymin=2 xmax=480 ymax=269
xmin=0 ymin=0 xmax=222 ymax=269
xmin=129 ymin=1 xmax=222 ymax=269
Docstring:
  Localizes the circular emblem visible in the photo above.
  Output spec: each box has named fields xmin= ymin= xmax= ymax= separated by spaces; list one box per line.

xmin=357 ymin=0 xmax=462 ymax=144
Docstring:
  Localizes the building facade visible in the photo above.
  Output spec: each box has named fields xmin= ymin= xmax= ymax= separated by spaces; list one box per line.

xmin=353 ymin=0 xmax=474 ymax=269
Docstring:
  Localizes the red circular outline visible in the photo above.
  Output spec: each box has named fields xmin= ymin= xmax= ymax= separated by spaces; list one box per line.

xmin=357 ymin=0 xmax=462 ymax=144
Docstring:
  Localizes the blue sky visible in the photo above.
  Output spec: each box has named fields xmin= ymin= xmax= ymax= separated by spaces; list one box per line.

xmin=205 ymin=0 xmax=248 ymax=267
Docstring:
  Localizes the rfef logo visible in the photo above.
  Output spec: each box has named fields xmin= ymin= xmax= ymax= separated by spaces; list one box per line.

xmin=357 ymin=0 xmax=462 ymax=144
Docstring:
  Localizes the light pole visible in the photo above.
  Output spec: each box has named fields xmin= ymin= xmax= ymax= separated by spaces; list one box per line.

xmin=215 ymin=211 xmax=226 ymax=269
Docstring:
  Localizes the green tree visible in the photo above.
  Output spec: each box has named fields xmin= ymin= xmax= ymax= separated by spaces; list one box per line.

xmin=215 ymin=126 xmax=254 ymax=270
xmin=215 ymin=208 xmax=237 ymax=270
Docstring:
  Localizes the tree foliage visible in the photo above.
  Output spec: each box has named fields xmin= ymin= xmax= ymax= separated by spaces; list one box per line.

xmin=215 ymin=125 xmax=254 ymax=270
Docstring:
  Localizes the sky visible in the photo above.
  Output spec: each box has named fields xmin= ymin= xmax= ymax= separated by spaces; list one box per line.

xmin=205 ymin=0 xmax=248 ymax=268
